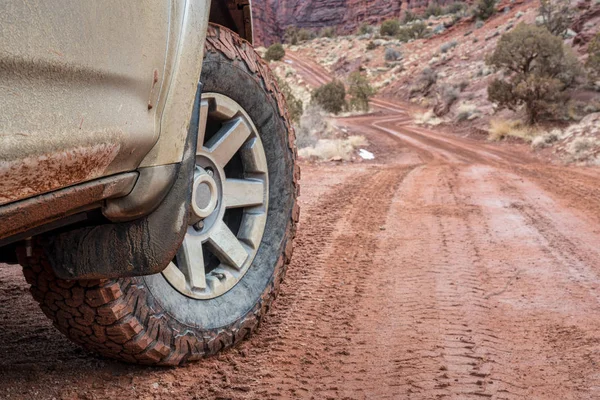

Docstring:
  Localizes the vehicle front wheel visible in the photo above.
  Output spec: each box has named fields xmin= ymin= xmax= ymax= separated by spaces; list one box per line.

xmin=18 ymin=24 xmax=299 ymax=366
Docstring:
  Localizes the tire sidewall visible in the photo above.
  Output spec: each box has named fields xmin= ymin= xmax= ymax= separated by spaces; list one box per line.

xmin=143 ymin=44 xmax=295 ymax=330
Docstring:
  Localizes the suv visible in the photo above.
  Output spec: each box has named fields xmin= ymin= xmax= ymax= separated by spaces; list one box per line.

xmin=0 ymin=0 xmax=299 ymax=366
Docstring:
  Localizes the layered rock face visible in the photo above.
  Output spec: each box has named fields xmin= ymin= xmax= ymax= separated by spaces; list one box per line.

xmin=252 ymin=0 xmax=403 ymax=45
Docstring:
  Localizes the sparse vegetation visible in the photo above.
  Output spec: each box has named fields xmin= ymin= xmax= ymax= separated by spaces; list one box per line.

xmin=403 ymin=11 xmax=419 ymax=24
xmin=410 ymin=67 xmax=438 ymax=97
xmin=276 ymin=77 xmax=303 ymax=124
xmin=486 ymin=23 xmax=583 ymax=125
xmin=434 ymin=84 xmax=460 ymax=116
xmin=320 ymin=27 xmax=336 ymax=38
xmin=531 ymin=130 xmax=562 ymax=148
xmin=385 ymin=47 xmax=402 ymax=62
xmin=488 ymin=119 xmax=535 ymax=141
xmin=264 ymin=43 xmax=285 ymax=62
xmin=423 ymin=3 xmax=443 ymax=18
xmin=587 ymin=33 xmax=600 ymax=79
xmin=566 ymin=137 xmax=600 ymax=162
xmin=440 ymin=40 xmax=458 ymax=53
xmin=358 ymin=23 xmax=374 ymax=35
xmin=444 ymin=2 xmax=466 ymax=15
xmin=380 ymin=19 xmax=401 ymax=37
xmin=397 ymin=22 xmax=430 ymax=42
xmin=347 ymin=72 xmax=376 ymax=112
xmin=474 ymin=0 xmax=496 ymax=21
xmin=366 ymin=41 xmax=378 ymax=51
xmin=299 ymin=135 xmax=368 ymax=161
xmin=538 ymin=0 xmax=574 ymax=37
xmin=312 ymin=80 xmax=347 ymax=114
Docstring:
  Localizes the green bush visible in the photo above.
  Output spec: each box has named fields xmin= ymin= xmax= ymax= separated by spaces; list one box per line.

xmin=444 ymin=2 xmax=466 ymax=14
xmin=312 ymin=80 xmax=347 ymax=114
xmin=486 ymin=23 xmax=582 ymax=124
xmin=397 ymin=22 xmax=430 ymax=42
xmin=586 ymin=32 xmax=600 ymax=78
xmin=264 ymin=43 xmax=285 ymax=62
xmin=276 ymin=77 xmax=303 ymax=124
xmin=403 ymin=11 xmax=419 ymax=24
xmin=358 ymin=23 xmax=374 ymax=35
xmin=538 ymin=0 xmax=573 ymax=37
xmin=348 ymin=72 xmax=376 ymax=112
xmin=320 ymin=27 xmax=336 ymax=38
xmin=284 ymin=27 xmax=299 ymax=45
xmin=423 ymin=3 xmax=443 ymax=18
xmin=474 ymin=0 xmax=496 ymax=21
xmin=298 ymin=28 xmax=315 ymax=42
xmin=380 ymin=19 xmax=401 ymax=36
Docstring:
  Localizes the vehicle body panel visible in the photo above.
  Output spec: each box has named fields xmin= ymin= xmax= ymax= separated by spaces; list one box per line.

xmin=0 ymin=0 xmax=209 ymax=206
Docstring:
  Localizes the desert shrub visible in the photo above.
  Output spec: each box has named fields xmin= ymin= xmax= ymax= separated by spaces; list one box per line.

xmin=566 ymin=137 xmax=599 ymax=162
xmin=488 ymin=119 xmax=535 ymax=141
xmin=385 ymin=47 xmax=402 ymax=61
xmin=475 ymin=20 xmax=485 ymax=29
xmin=538 ymin=0 xmax=574 ymax=37
xmin=358 ymin=23 xmax=374 ymax=35
xmin=312 ymin=80 xmax=347 ymax=114
xmin=410 ymin=22 xmax=429 ymax=39
xmin=403 ymin=10 xmax=419 ymax=23
xmin=486 ymin=23 xmax=583 ymax=124
xmin=276 ymin=77 xmax=303 ymax=124
xmin=366 ymin=40 xmax=378 ymax=50
xmin=347 ymin=72 xmax=376 ymax=112
xmin=295 ymin=104 xmax=327 ymax=148
xmin=320 ymin=27 xmax=336 ymax=38
xmin=298 ymin=28 xmax=315 ymax=42
xmin=474 ymin=0 xmax=496 ymax=21
xmin=434 ymin=84 xmax=460 ymax=116
xmin=284 ymin=27 xmax=299 ymax=45
xmin=587 ymin=33 xmax=600 ymax=78
xmin=444 ymin=2 xmax=466 ymax=14
xmin=440 ymin=40 xmax=458 ymax=53
xmin=424 ymin=3 xmax=443 ymax=18
xmin=456 ymin=102 xmax=478 ymax=121
xmin=380 ymin=19 xmax=401 ymax=36
xmin=410 ymin=67 xmax=438 ymax=96
xmin=397 ymin=22 xmax=430 ymax=42
xmin=531 ymin=129 xmax=562 ymax=148
xmin=264 ymin=43 xmax=285 ymax=62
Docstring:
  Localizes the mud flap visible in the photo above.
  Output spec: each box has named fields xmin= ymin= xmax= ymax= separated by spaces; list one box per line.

xmin=44 ymin=84 xmax=202 ymax=280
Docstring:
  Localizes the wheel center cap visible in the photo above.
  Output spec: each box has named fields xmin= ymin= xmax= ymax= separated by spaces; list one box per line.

xmin=191 ymin=171 xmax=218 ymax=219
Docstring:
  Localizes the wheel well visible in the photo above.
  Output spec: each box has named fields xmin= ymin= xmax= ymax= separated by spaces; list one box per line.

xmin=209 ymin=0 xmax=253 ymax=43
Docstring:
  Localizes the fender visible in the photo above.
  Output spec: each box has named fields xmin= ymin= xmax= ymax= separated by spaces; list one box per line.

xmin=44 ymin=84 xmax=202 ymax=280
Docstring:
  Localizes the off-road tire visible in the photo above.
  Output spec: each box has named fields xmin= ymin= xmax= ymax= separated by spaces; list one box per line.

xmin=17 ymin=24 xmax=300 ymax=366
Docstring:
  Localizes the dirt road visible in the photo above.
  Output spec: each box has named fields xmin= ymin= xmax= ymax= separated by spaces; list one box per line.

xmin=2 ymin=56 xmax=600 ymax=400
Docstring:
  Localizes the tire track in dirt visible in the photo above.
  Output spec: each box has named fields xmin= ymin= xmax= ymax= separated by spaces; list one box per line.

xmin=245 ymin=163 xmax=416 ymax=399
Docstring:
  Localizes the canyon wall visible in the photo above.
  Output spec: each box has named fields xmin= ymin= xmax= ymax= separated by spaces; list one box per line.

xmin=252 ymin=0 xmax=404 ymax=45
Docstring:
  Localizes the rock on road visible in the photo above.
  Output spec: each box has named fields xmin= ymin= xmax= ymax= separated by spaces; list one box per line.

xmin=2 ymin=58 xmax=600 ymax=399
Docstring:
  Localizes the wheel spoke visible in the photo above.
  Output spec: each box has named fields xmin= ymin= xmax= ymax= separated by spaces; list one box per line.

xmin=207 ymin=221 xmax=249 ymax=270
xmin=176 ymin=234 xmax=206 ymax=290
xmin=206 ymin=117 xmax=251 ymax=166
xmin=223 ymin=179 xmax=264 ymax=209
xmin=197 ymin=99 xmax=210 ymax=150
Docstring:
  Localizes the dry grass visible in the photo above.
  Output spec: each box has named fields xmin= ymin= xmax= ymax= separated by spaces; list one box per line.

xmin=488 ymin=119 xmax=537 ymax=142
xmin=531 ymin=129 xmax=562 ymax=149
xmin=566 ymin=137 xmax=600 ymax=163
xmin=414 ymin=110 xmax=443 ymax=126
xmin=298 ymin=136 xmax=368 ymax=161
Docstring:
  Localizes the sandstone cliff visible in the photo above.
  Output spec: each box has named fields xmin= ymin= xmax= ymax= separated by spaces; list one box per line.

xmin=253 ymin=0 xmax=404 ymax=45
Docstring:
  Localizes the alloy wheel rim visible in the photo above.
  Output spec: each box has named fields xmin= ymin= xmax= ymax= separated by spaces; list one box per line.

xmin=162 ymin=93 xmax=269 ymax=300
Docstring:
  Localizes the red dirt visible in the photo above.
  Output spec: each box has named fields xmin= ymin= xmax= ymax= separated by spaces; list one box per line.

xmin=2 ymin=55 xmax=600 ymax=400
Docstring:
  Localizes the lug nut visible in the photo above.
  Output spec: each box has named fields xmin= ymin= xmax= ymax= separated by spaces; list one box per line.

xmin=206 ymin=168 xmax=214 ymax=177
xmin=193 ymin=221 xmax=204 ymax=231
